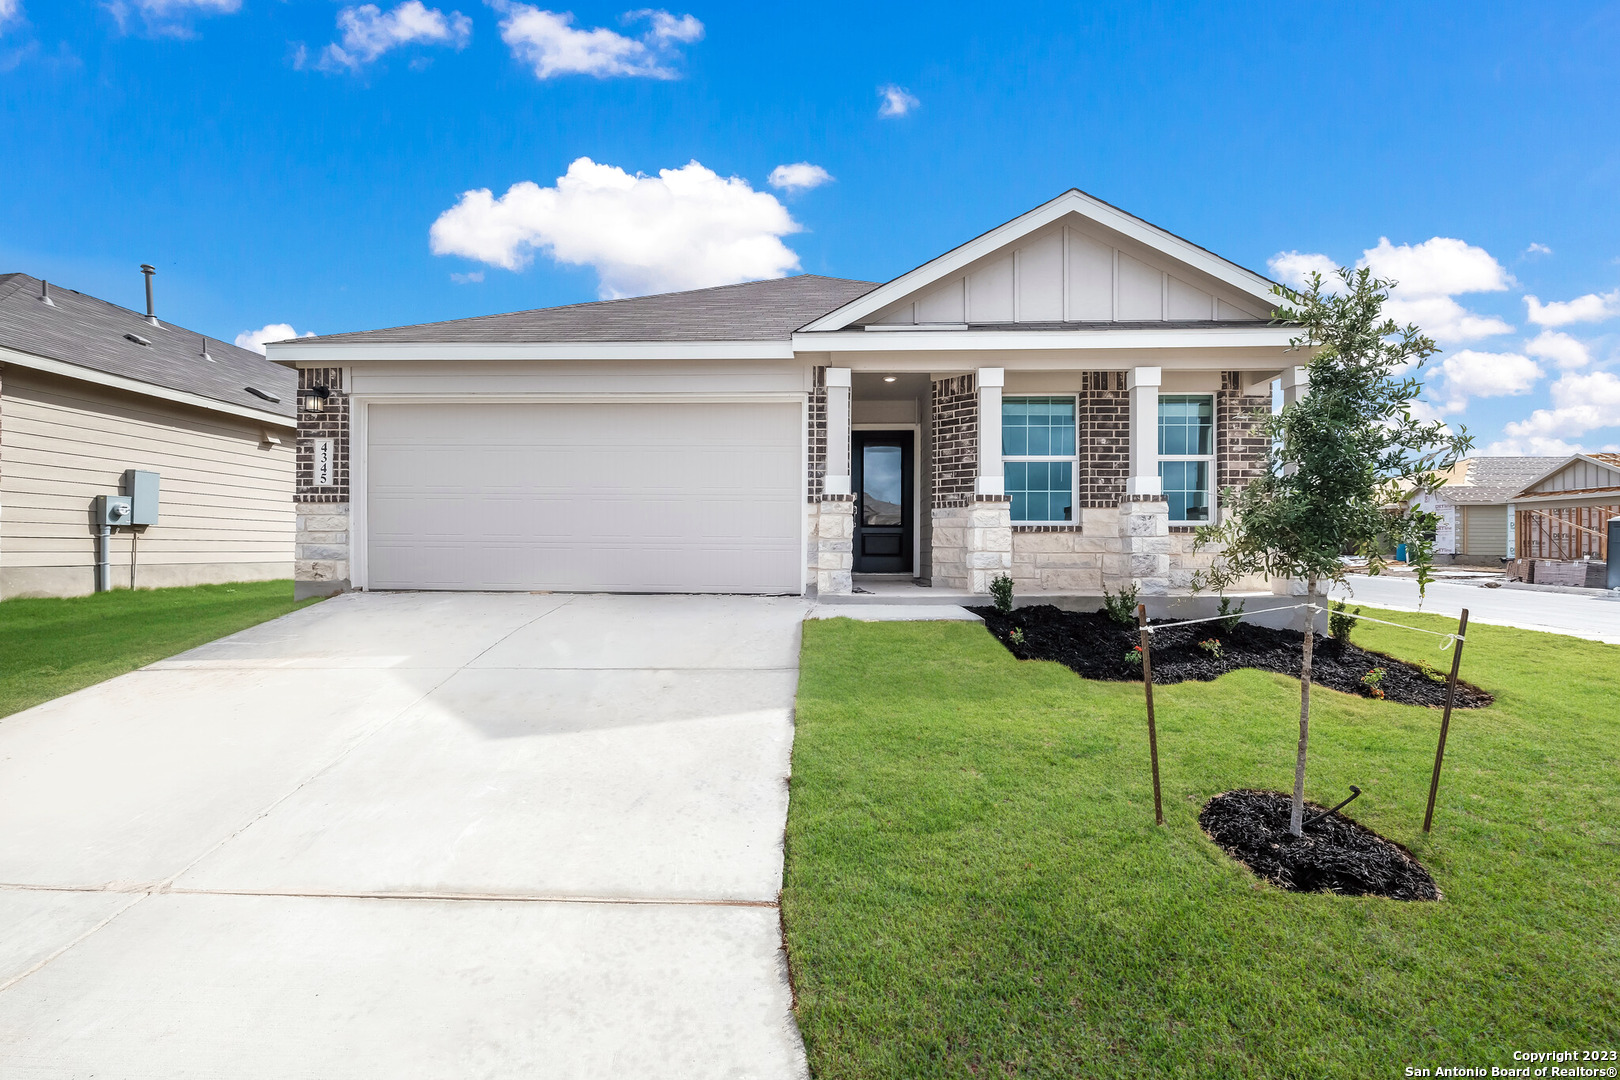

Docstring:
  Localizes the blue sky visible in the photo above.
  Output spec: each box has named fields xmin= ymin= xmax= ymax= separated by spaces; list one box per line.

xmin=2 ymin=1 xmax=1618 ymax=454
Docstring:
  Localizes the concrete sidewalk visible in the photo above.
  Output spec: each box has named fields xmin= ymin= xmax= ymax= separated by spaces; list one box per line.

xmin=0 ymin=592 xmax=811 ymax=1078
xmin=1328 ymin=574 xmax=1620 ymax=645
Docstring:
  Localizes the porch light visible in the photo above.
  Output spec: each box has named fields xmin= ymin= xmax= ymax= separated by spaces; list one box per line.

xmin=883 ymin=376 xmax=897 ymax=382
xmin=302 ymin=385 xmax=332 ymax=412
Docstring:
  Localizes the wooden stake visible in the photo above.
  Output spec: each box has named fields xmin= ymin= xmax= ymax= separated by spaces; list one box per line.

xmin=1137 ymin=603 xmax=1164 ymax=826
xmin=1423 ymin=608 xmax=1470 ymax=833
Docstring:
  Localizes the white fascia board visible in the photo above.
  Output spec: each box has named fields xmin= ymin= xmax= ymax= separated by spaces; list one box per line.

xmin=798 ymin=189 xmax=1282 ymax=332
xmin=0 ymin=345 xmax=296 ymax=428
xmin=1511 ymin=488 xmax=1620 ymax=506
xmin=267 ymin=339 xmax=797 ymax=365
xmin=793 ymin=325 xmax=1299 ymax=353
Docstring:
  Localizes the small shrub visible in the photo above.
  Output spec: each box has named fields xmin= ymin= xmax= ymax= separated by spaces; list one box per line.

xmin=1330 ymin=601 xmax=1361 ymax=644
xmin=1360 ymin=666 xmax=1386 ymax=699
xmin=1416 ymin=659 xmax=1448 ymax=684
xmin=1198 ymin=638 xmax=1223 ymax=659
xmin=1124 ymin=645 xmax=1143 ymax=666
xmin=1008 ymin=627 xmax=1026 ymax=646
xmin=1103 ymin=583 xmax=1140 ymax=625
xmin=1217 ymin=595 xmax=1245 ymax=635
xmin=990 ymin=574 xmax=1014 ymax=615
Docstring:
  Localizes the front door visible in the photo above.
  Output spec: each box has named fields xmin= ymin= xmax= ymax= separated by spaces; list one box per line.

xmin=853 ymin=430 xmax=914 ymax=574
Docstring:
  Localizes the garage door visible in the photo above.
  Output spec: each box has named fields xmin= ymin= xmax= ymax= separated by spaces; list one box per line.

xmin=1461 ymin=505 xmax=1507 ymax=558
xmin=365 ymin=401 xmax=802 ymax=593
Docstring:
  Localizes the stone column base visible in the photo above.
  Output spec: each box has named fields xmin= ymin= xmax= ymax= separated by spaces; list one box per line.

xmin=1118 ymin=497 xmax=1171 ymax=595
xmin=296 ymin=502 xmax=350 ymax=598
xmin=811 ymin=496 xmax=854 ymax=596
xmin=932 ymin=498 xmax=1011 ymax=594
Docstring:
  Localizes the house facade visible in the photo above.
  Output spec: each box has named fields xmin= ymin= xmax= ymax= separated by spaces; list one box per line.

xmin=271 ymin=191 xmax=1304 ymax=600
xmin=0 ymin=273 xmax=297 ymax=599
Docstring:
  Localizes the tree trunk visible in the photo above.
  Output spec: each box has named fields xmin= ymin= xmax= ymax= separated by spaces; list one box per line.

xmin=1290 ymin=578 xmax=1317 ymax=836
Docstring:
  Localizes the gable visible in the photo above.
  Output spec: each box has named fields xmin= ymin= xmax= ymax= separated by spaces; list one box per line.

xmin=801 ymin=189 xmax=1280 ymax=333
xmin=868 ymin=219 xmax=1272 ymax=326
xmin=1520 ymin=454 xmax=1620 ymax=497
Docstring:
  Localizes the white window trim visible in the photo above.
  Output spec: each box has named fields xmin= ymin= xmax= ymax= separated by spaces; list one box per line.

xmin=1158 ymin=392 xmax=1217 ymax=525
xmin=1001 ymin=393 xmax=1080 ymax=525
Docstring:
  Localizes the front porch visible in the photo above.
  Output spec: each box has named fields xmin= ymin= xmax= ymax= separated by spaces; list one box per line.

xmin=806 ymin=366 xmax=1277 ymax=600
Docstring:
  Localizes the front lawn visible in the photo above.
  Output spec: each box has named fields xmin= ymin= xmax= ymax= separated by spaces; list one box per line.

xmin=0 ymin=580 xmax=318 ymax=718
xmin=783 ymin=609 xmax=1619 ymax=1078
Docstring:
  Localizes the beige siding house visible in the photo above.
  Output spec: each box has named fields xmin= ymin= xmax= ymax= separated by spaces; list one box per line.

xmin=0 ymin=273 xmax=297 ymax=598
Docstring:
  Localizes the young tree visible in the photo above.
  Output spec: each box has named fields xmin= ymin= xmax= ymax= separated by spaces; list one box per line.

xmin=1193 ymin=268 xmax=1473 ymax=836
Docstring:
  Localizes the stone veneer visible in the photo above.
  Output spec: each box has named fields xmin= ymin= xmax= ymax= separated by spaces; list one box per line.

xmin=931 ymin=498 xmax=1012 ymax=593
xmin=807 ymin=496 xmax=854 ymax=596
xmin=294 ymin=367 xmax=351 ymax=599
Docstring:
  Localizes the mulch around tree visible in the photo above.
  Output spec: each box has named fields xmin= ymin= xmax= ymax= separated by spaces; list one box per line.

xmin=1199 ymin=789 xmax=1440 ymax=900
xmin=969 ymin=604 xmax=1492 ymax=709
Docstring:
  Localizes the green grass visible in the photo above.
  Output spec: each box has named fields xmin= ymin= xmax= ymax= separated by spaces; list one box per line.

xmin=0 ymin=580 xmax=318 ymax=718
xmin=784 ymin=609 xmax=1620 ymax=1078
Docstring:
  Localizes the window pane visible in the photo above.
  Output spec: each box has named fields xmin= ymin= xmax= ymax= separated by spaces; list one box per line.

xmin=1159 ymin=459 xmax=1210 ymax=522
xmin=1008 ymin=459 xmax=1072 ymax=522
xmin=861 ymin=445 xmax=903 ymax=525
xmin=1158 ymin=395 xmax=1214 ymax=457
xmin=1003 ymin=396 xmax=1076 ymax=458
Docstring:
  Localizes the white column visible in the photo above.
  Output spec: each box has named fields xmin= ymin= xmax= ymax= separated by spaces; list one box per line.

xmin=824 ymin=367 xmax=851 ymax=496
xmin=976 ymin=367 xmax=1005 ymax=497
xmin=1126 ymin=366 xmax=1162 ymax=497
xmin=1279 ymin=365 xmax=1310 ymax=409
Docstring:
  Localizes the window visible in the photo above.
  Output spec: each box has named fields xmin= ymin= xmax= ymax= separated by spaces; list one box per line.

xmin=1158 ymin=395 xmax=1214 ymax=522
xmin=1003 ymin=396 xmax=1077 ymax=523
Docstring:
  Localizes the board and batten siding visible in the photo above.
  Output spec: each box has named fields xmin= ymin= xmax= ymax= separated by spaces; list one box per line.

xmin=0 ymin=367 xmax=295 ymax=598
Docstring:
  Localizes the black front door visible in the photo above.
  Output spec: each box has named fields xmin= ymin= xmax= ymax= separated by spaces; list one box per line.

xmin=853 ymin=430 xmax=914 ymax=574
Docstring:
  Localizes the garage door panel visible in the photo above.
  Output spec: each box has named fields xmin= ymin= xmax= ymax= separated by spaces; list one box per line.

xmin=365 ymin=402 xmax=802 ymax=593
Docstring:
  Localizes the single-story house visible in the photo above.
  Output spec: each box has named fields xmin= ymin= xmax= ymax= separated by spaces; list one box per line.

xmin=1507 ymin=452 xmax=1618 ymax=585
xmin=270 ymin=189 xmax=1309 ymax=600
xmin=1409 ymin=456 xmax=1564 ymax=564
xmin=0 ymin=272 xmax=297 ymax=598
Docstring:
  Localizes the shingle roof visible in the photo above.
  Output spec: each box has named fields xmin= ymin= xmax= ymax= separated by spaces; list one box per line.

xmin=281 ymin=275 xmax=880 ymax=346
xmin=0 ymin=273 xmax=295 ymax=419
xmin=1442 ymin=456 xmax=1566 ymax=504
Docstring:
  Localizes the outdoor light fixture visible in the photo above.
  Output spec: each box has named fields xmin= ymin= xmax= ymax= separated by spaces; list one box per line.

xmin=883 ymin=375 xmax=897 ymax=382
xmin=302 ymin=385 xmax=332 ymax=411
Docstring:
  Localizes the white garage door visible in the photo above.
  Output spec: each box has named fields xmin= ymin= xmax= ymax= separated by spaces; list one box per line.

xmin=365 ymin=401 xmax=802 ymax=593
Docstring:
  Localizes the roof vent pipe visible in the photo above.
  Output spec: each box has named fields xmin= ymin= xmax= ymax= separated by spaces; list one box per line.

xmin=140 ymin=264 xmax=159 ymax=326
xmin=39 ymin=278 xmax=54 ymax=306
xmin=200 ymin=334 xmax=214 ymax=363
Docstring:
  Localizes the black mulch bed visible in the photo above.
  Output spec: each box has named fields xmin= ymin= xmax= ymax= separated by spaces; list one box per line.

xmin=970 ymin=604 xmax=1492 ymax=709
xmin=1200 ymin=790 xmax=1440 ymax=900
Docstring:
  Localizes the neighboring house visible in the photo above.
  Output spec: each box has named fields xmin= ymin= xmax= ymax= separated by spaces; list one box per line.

xmin=270 ymin=189 xmax=1305 ymax=600
xmin=0 ymin=273 xmax=297 ymax=598
xmin=1509 ymin=452 xmax=1619 ymax=573
xmin=1410 ymin=457 xmax=1564 ymax=564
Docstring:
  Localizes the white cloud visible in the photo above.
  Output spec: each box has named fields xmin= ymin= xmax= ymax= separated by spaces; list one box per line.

xmin=235 ymin=323 xmax=314 ymax=354
xmin=0 ymin=0 xmax=21 ymax=30
xmin=1360 ymin=236 xmax=1512 ymax=297
xmin=429 ymin=156 xmax=804 ymax=298
xmin=1524 ymin=289 xmax=1620 ymax=327
xmin=1524 ymin=329 xmax=1591 ymax=370
xmin=1436 ymin=349 xmax=1542 ymax=410
xmin=319 ymin=2 xmax=471 ymax=71
xmin=450 ymin=270 xmax=484 ymax=283
xmin=1525 ymin=242 xmax=1552 ymax=256
xmin=878 ymin=84 xmax=919 ymax=117
xmin=490 ymin=3 xmax=702 ymax=79
xmin=1482 ymin=435 xmax=1590 ymax=456
xmin=109 ymin=0 xmax=240 ymax=33
xmin=767 ymin=162 xmax=833 ymax=193
xmin=1267 ymin=250 xmax=1339 ymax=290
xmin=1498 ymin=369 xmax=1620 ymax=442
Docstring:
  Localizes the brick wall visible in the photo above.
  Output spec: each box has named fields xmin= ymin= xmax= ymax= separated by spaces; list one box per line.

xmin=1217 ymin=370 xmax=1271 ymax=496
xmin=1080 ymin=370 xmax=1129 ymax=508
xmin=296 ymin=367 xmax=349 ymax=504
xmin=931 ymin=374 xmax=977 ymax=509
xmin=806 ymin=365 xmax=826 ymax=502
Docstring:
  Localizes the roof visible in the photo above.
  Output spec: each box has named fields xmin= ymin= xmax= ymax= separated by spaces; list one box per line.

xmin=281 ymin=275 xmax=879 ymax=347
xmin=1439 ymin=457 xmax=1567 ymax=504
xmin=0 ymin=273 xmax=295 ymax=420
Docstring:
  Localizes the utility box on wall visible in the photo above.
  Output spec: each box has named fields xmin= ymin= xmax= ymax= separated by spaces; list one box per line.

xmin=96 ymin=494 xmax=133 ymax=526
xmin=124 ymin=469 xmax=160 ymax=526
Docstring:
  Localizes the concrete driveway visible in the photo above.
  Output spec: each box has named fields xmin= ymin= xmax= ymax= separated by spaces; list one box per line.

xmin=0 ymin=592 xmax=811 ymax=1078
xmin=1329 ymin=574 xmax=1620 ymax=645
